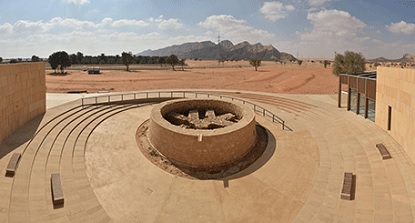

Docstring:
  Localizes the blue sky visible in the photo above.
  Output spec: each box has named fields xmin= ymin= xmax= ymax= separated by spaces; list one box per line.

xmin=0 ymin=0 xmax=414 ymax=59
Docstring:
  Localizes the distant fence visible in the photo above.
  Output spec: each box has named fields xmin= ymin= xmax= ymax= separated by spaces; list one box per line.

xmin=81 ymin=91 xmax=290 ymax=130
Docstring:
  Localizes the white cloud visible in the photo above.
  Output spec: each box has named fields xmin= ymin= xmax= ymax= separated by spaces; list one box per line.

xmin=260 ymin=1 xmax=295 ymax=21
xmin=308 ymin=0 xmax=332 ymax=6
xmin=2 ymin=17 xmax=106 ymax=35
xmin=13 ymin=20 xmax=50 ymax=33
xmin=149 ymin=15 xmax=164 ymax=23
xmin=301 ymin=9 xmax=366 ymax=40
xmin=149 ymin=16 xmax=184 ymax=30
xmin=199 ymin=15 xmax=245 ymax=30
xmin=63 ymin=0 xmax=90 ymax=5
xmin=50 ymin=17 xmax=98 ymax=29
xmin=287 ymin=9 xmax=369 ymax=58
xmin=111 ymin=19 xmax=149 ymax=27
xmin=0 ymin=23 xmax=13 ymax=34
xmin=386 ymin=21 xmax=415 ymax=35
xmin=101 ymin=17 xmax=113 ymax=26
xmin=199 ymin=15 xmax=275 ymax=44
xmin=158 ymin=18 xmax=184 ymax=30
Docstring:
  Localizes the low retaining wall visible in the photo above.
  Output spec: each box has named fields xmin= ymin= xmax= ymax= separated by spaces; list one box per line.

xmin=148 ymin=99 xmax=256 ymax=169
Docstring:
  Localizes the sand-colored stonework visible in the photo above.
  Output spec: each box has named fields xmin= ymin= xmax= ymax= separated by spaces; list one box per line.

xmin=3 ymin=61 xmax=415 ymax=222
xmin=148 ymin=99 xmax=256 ymax=170
xmin=0 ymin=63 xmax=45 ymax=145
xmin=85 ymin=103 xmax=319 ymax=222
xmin=376 ymin=67 xmax=415 ymax=162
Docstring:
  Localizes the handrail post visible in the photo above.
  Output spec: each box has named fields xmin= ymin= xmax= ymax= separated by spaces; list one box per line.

xmin=81 ymin=98 xmax=84 ymax=108
xmin=146 ymin=92 xmax=148 ymax=98
xmin=282 ymin=121 xmax=285 ymax=130
xmin=95 ymin=97 xmax=97 ymax=105
xmin=158 ymin=92 xmax=160 ymax=98
xmin=195 ymin=93 xmax=198 ymax=98
xmin=171 ymin=92 xmax=173 ymax=98
xmin=263 ymin=109 xmax=265 ymax=116
xmin=254 ymin=104 xmax=256 ymax=112
xmin=108 ymin=96 xmax=110 ymax=103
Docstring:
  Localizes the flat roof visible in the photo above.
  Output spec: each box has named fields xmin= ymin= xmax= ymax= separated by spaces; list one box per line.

xmin=341 ymin=71 xmax=377 ymax=80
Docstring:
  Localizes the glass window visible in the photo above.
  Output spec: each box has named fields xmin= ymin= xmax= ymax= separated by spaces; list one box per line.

xmin=368 ymin=99 xmax=376 ymax=122
xmin=350 ymin=88 xmax=357 ymax=113
xmin=358 ymin=93 xmax=366 ymax=117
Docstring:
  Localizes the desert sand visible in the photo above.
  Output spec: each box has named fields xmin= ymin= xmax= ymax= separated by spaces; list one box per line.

xmin=46 ymin=60 xmax=339 ymax=94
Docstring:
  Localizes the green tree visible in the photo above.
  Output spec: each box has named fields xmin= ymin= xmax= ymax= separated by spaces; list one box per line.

xmin=158 ymin=56 xmax=166 ymax=67
xmin=122 ymin=52 xmax=134 ymax=71
xmin=166 ymin=54 xmax=179 ymax=70
xmin=179 ymin=59 xmax=186 ymax=71
xmin=31 ymin=55 xmax=41 ymax=62
xmin=323 ymin=60 xmax=330 ymax=68
xmin=76 ymin=52 xmax=84 ymax=64
xmin=48 ymin=51 xmax=71 ymax=73
xmin=333 ymin=51 xmax=366 ymax=75
xmin=0 ymin=57 xmax=3 ymax=63
xmin=69 ymin=54 xmax=78 ymax=64
xmin=297 ymin=60 xmax=303 ymax=66
xmin=99 ymin=53 xmax=107 ymax=64
xmin=249 ymin=58 xmax=261 ymax=71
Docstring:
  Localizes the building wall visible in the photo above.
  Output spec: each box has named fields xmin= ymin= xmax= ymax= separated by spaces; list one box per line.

xmin=0 ymin=63 xmax=46 ymax=145
xmin=376 ymin=67 xmax=415 ymax=161
xmin=148 ymin=99 xmax=257 ymax=169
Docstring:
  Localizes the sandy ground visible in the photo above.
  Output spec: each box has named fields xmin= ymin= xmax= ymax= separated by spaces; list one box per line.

xmin=46 ymin=60 xmax=339 ymax=94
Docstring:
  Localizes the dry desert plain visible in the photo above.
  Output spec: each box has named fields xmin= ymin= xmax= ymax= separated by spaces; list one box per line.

xmin=46 ymin=60 xmax=342 ymax=94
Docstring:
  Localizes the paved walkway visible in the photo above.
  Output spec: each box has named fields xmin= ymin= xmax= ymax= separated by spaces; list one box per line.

xmin=46 ymin=93 xmax=112 ymax=109
xmin=0 ymin=90 xmax=414 ymax=222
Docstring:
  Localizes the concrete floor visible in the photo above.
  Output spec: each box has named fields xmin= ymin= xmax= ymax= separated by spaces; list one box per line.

xmin=1 ymin=90 xmax=415 ymax=222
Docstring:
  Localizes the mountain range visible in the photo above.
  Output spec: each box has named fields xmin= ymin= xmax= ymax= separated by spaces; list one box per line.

xmin=138 ymin=40 xmax=296 ymax=61
xmin=370 ymin=53 xmax=415 ymax=63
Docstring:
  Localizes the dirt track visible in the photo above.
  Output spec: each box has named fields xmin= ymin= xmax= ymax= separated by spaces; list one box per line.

xmin=46 ymin=61 xmax=339 ymax=94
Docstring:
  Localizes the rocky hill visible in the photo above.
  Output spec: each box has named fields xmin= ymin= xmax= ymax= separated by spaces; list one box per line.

xmin=370 ymin=53 xmax=415 ymax=63
xmin=138 ymin=40 xmax=296 ymax=61
xmin=400 ymin=53 xmax=415 ymax=62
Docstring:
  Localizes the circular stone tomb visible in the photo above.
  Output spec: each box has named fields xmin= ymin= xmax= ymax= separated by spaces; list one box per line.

xmin=147 ymin=98 xmax=257 ymax=170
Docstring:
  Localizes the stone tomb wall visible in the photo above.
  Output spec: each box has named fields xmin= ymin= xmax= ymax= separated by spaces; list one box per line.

xmin=148 ymin=99 xmax=257 ymax=169
xmin=376 ymin=67 xmax=415 ymax=162
xmin=0 ymin=63 xmax=46 ymax=145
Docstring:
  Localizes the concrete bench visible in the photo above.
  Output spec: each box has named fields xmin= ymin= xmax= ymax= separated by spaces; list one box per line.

xmin=5 ymin=153 xmax=21 ymax=177
xmin=376 ymin=143 xmax=392 ymax=160
xmin=341 ymin=172 xmax=354 ymax=200
xmin=51 ymin=173 xmax=64 ymax=205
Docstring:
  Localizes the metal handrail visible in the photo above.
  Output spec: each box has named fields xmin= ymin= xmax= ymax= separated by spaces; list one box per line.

xmin=80 ymin=91 xmax=291 ymax=130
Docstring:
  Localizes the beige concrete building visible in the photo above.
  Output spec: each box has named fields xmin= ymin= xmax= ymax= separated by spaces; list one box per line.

xmin=0 ymin=63 xmax=46 ymax=145
xmin=339 ymin=67 xmax=415 ymax=163
xmin=376 ymin=67 xmax=415 ymax=162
